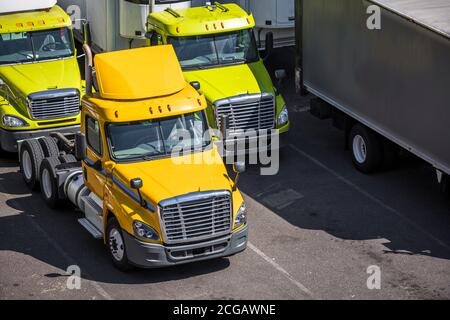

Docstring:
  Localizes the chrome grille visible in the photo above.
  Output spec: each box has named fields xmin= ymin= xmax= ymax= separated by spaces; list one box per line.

xmin=28 ymin=89 xmax=80 ymax=120
xmin=159 ymin=191 xmax=232 ymax=244
xmin=215 ymin=93 xmax=275 ymax=132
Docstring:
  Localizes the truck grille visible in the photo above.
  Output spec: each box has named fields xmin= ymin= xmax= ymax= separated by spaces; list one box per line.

xmin=28 ymin=89 xmax=80 ymax=121
xmin=159 ymin=191 xmax=232 ymax=244
xmin=215 ymin=93 xmax=275 ymax=132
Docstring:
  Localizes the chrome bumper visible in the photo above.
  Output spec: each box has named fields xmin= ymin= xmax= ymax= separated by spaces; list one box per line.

xmin=123 ymin=225 xmax=248 ymax=268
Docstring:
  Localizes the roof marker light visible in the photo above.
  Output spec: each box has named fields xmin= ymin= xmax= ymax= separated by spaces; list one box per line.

xmin=158 ymin=106 xmax=162 ymax=113
xmin=213 ymin=23 xmax=217 ymax=30
xmin=176 ymin=26 xmax=180 ymax=33
xmin=58 ymin=18 xmax=65 ymax=23
xmin=115 ymin=111 xmax=119 ymax=118
xmin=221 ymin=22 xmax=225 ymax=29
xmin=16 ymin=23 xmax=23 ymax=27
xmin=197 ymin=99 xmax=202 ymax=106
xmin=38 ymin=20 xmax=45 ymax=25
xmin=167 ymin=105 xmax=171 ymax=112
xmin=27 ymin=22 xmax=34 ymax=27
xmin=149 ymin=107 xmax=153 ymax=114
xmin=205 ymin=24 xmax=209 ymax=31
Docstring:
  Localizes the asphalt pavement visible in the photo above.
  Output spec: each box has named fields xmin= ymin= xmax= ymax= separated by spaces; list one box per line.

xmin=1 ymin=53 xmax=449 ymax=300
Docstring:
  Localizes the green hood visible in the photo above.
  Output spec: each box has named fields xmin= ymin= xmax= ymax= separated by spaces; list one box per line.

xmin=0 ymin=57 xmax=81 ymax=117
xmin=183 ymin=60 xmax=275 ymax=104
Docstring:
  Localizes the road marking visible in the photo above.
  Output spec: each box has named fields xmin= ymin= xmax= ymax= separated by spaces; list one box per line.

xmin=289 ymin=143 xmax=450 ymax=252
xmin=0 ymin=181 xmax=113 ymax=300
xmin=248 ymin=242 xmax=313 ymax=298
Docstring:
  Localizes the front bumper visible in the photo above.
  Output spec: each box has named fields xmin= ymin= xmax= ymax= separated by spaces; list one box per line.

xmin=123 ymin=225 xmax=249 ymax=268
xmin=222 ymin=129 xmax=289 ymax=157
xmin=0 ymin=125 xmax=80 ymax=153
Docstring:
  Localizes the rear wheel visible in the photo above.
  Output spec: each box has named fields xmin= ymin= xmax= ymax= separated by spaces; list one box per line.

xmin=106 ymin=217 xmax=133 ymax=272
xmin=20 ymin=140 xmax=45 ymax=190
xmin=349 ymin=124 xmax=383 ymax=174
xmin=39 ymin=157 xmax=62 ymax=209
xmin=38 ymin=137 xmax=60 ymax=158
xmin=59 ymin=154 xmax=77 ymax=164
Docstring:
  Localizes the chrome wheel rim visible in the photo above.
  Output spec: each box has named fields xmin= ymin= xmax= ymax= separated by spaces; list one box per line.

xmin=109 ymin=228 xmax=124 ymax=261
xmin=42 ymin=168 xmax=52 ymax=199
xmin=353 ymin=135 xmax=367 ymax=164
xmin=22 ymin=150 xmax=33 ymax=180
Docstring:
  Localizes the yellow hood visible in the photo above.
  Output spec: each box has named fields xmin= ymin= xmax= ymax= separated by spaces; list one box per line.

xmin=113 ymin=148 xmax=234 ymax=206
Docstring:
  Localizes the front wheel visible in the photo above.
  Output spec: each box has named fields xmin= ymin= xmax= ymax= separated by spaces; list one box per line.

xmin=106 ymin=218 xmax=133 ymax=272
xmin=349 ymin=124 xmax=383 ymax=174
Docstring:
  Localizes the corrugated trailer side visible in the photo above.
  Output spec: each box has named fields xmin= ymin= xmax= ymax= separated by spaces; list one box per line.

xmin=296 ymin=0 xmax=450 ymax=180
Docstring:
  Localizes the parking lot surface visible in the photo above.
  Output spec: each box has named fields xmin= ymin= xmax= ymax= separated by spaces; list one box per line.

xmin=1 ymin=61 xmax=449 ymax=300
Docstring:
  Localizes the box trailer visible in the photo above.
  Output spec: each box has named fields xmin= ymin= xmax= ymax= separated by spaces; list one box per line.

xmin=295 ymin=0 xmax=450 ymax=191
xmin=57 ymin=0 xmax=191 ymax=52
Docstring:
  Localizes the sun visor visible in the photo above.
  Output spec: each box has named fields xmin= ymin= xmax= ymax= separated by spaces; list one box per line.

xmin=94 ymin=45 xmax=186 ymax=100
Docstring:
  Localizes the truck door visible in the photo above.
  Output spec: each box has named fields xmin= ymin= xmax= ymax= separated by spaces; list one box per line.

xmin=84 ymin=115 xmax=107 ymax=198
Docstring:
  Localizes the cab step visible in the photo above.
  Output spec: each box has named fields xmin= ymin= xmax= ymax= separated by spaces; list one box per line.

xmin=78 ymin=218 xmax=103 ymax=239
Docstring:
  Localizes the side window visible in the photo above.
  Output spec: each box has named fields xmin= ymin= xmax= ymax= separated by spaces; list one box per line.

xmin=86 ymin=116 xmax=102 ymax=156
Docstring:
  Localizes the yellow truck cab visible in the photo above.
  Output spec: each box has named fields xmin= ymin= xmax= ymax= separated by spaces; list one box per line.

xmin=147 ymin=3 xmax=290 ymax=154
xmin=19 ymin=45 xmax=248 ymax=270
xmin=0 ymin=0 xmax=82 ymax=153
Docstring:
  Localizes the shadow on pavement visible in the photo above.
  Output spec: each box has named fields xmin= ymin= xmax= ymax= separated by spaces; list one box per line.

xmin=0 ymin=170 xmax=231 ymax=285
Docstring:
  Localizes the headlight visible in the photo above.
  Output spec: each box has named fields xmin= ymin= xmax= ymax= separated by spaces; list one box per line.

xmin=234 ymin=203 xmax=247 ymax=228
xmin=2 ymin=115 xmax=29 ymax=128
xmin=277 ymin=105 xmax=289 ymax=127
xmin=132 ymin=220 xmax=159 ymax=241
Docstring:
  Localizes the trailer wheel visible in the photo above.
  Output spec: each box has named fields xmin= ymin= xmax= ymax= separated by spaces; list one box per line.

xmin=20 ymin=140 xmax=45 ymax=190
xmin=106 ymin=218 xmax=133 ymax=272
xmin=38 ymin=137 xmax=60 ymax=158
xmin=40 ymin=157 xmax=62 ymax=209
xmin=59 ymin=154 xmax=77 ymax=164
xmin=349 ymin=124 xmax=383 ymax=173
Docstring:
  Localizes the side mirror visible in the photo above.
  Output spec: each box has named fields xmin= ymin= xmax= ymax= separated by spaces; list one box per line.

xmin=275 ymin=69 xmax=287 ymax=85
xmin=82 ymin=22 xmax=92 ymax=47
xmin=233 ymin=162 xmax=246 ymax=174
xmin=190 ymin=81 xmax=201 ymax=91
xmin=75 ymin=133 xmax=87 ymax=161
xmin=232 ymin=161 xmax=245 ymax=191
xmin=150 ymin=32 xmax=159 ymax=46
xmin=264 ymin=32 xmax=274 ymax=61
xmin=130 ymin=178 xmax=146 ymax=207
xmin=130 ymin=178 xmax=143 ymax=190
xmin=145 ymin=31 xmax=153 ymax=40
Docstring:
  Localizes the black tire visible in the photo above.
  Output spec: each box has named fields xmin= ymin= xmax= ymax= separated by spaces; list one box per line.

xmin=59 ymin=154 xmax=77 ymax=164
xmin=106 ymin=218 xmax=133 ymax=272
xmin=20 ymin=140 xmax=45 ymax=190
xmin=349 ymin=124 xmax=383 ymax=174
xmin=39 ymin=157 xmax=62 ymax=209
xmin=38 ymin=137 xmax=60 ymax=158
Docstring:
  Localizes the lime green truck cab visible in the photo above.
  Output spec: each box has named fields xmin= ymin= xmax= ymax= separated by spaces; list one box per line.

xmin=147 ymin=3 xmax=289 ymax=154
xmin=0 ymin=4 xmax=82 ymax=152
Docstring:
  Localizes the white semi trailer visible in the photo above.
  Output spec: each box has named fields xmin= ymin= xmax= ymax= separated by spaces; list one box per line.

xmin=57 ymin=0 xmax=191 ymax=52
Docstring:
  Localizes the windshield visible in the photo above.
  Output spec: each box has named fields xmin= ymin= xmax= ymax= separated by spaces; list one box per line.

xmin=107 ymin=111 xmax=211 ymax=161
xmin=167 ymin=29 xmax=259 ymax=70
xmin=0 ymin=28 xmax=74 ymax=65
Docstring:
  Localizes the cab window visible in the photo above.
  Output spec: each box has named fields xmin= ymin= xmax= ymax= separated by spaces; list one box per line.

xmin=86 ymin=116 xmax=102 ymax=156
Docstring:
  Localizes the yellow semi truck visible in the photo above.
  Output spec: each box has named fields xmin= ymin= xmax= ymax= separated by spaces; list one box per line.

xmin=147 ymin=3 xmax=290 ymax=155
xmin=19 ymin=44 xmax=248 ymax=270
xmin=0 ymin=0 xmax=83 ymax=153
